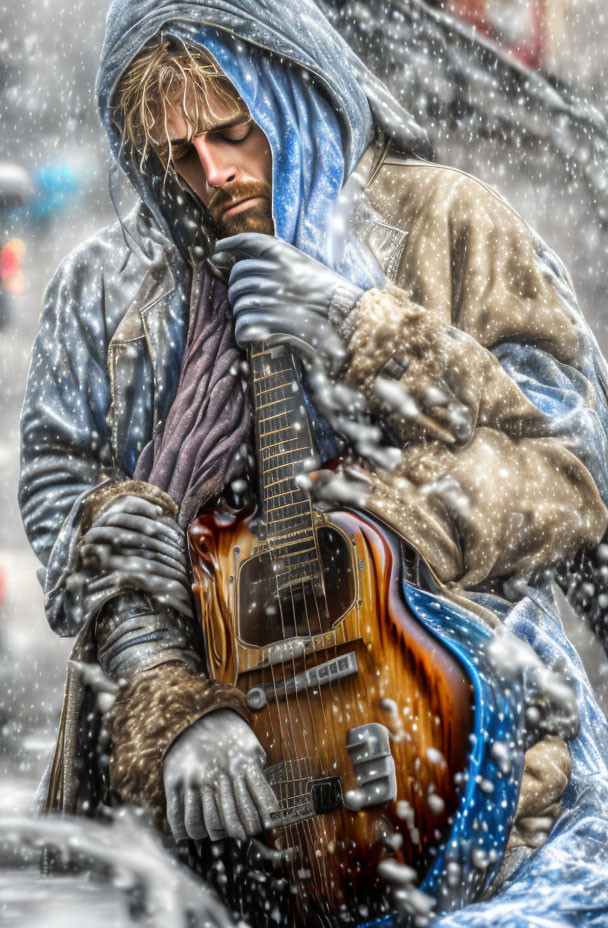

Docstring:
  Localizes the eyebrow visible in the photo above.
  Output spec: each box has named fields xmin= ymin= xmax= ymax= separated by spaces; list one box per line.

xmin=167 ymin=114 xmax=251 ymax=143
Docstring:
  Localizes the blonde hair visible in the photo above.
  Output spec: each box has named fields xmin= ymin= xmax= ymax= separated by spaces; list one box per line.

xmin=113 ymin=36 xmax=241 ymax=172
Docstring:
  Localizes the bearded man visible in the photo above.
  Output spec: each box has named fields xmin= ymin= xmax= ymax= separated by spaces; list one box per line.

xmin=19 ymin=0 xmax=608 ymax=925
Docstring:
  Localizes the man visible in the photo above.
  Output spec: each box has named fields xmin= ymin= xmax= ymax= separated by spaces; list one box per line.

xmin=19 ymin=0 xmax=608 ymax=924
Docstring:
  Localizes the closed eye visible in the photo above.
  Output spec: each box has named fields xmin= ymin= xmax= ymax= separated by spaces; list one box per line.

xmin=214 ymin=119 xmax=253 ymax=143
xmin=158 ymin=118 xmax=254 ymax=164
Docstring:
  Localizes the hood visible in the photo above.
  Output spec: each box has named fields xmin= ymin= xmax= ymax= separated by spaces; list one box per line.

xmin=97 ymin=0 xmax=430 ymax=283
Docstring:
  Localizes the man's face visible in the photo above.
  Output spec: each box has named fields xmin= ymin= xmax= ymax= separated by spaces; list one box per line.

xmin=159 ymin=85 xmax=274 ymax=237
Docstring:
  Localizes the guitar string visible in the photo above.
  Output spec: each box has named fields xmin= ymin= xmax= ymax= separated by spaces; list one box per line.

xmin=292 ymin=409 xmax=342 ymax=901
xmin=284 ymin=348 xmax=349 ymax=904
xmin=257 ymin=346 xmax=328 ymax=900
xmin=259 ymin=376 xmax=350 ymax=901
xmin=258 ymin=352 xmax=449 ymax=907
xmin=268 ymin=348 xmax=338 ymax=903
xmin=294 ymin=383 xmax=349 ymax=900
xmin=296 ymin=574 xmax=336 ymax=904
xmin=255 ymin=346 xmax=315 ymax=896
xmin=252 ymin=348 xmax=299 ymax=883
xmin=263 ymin=347 xmax=327 ymax=898
xmin=285 ymin=572 xmax=330 ymax=902
xmin=258 ymin=345 xmax=363 ymax=908
xmin=297 ymin=567 xmax=342 ymax=907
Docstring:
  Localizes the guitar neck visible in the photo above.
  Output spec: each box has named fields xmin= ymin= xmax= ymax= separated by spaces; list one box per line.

xmin=249 ymin=344 xmax=321 ymax=581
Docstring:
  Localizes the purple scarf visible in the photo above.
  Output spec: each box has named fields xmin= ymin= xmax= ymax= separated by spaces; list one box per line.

xmin=134 ymin=273 xmax=251 ymax=527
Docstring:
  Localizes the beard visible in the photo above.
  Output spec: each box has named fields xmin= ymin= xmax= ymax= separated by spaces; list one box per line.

xmin=208 ymin=180 xmax=274 ymax=237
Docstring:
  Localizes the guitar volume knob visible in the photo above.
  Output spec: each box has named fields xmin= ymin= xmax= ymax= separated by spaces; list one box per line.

xmin=246 ymin=687 xmax=268 ymax=710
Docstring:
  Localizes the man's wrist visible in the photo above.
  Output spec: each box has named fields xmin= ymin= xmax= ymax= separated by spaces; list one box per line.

xmin=328 ymin=280 xmax=365 ymax=342
xmin=106 ymin=665 xmax=250 ymax=829
xmin=95 ymin=592 xmax=201 ymax=682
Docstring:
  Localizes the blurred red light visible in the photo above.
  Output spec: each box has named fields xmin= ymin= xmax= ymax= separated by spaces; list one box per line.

xmin=1 ymin=240 xmax=23 ymax=281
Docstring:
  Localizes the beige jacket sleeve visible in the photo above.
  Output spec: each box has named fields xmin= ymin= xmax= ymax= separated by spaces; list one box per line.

xmin=339 ymin=165 xmax=607 ymax=588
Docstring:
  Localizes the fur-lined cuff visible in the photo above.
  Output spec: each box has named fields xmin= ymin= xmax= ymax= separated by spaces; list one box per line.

xmin=106 ymin=664 xmax=249 ymax=827
xmin=81 ymin=479 xmax=178 ymax=534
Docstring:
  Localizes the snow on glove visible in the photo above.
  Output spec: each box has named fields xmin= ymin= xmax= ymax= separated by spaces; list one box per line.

xmin=80 ymin=494 xmax=193 ymax=619
xmin=213 ymin=232 xmax=363 ymax=374
xmin=163 ymin=708 xmax=280 ymax=842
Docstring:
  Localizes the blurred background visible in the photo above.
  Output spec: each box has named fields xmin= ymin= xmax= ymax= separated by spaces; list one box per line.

xmin=0 ymin=0 xmax=607 ymax=907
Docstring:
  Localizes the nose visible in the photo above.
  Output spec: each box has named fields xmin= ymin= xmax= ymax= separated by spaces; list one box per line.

xmin=192 ymin=136 xmax=237 ymax=189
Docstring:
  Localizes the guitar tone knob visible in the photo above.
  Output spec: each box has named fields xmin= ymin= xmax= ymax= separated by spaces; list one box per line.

xmin=246 ymin=687 xmax=268 ymax=710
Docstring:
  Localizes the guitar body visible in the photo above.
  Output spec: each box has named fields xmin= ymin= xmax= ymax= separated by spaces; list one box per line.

xmin=189 ymin=503 xmax=473 ymax=925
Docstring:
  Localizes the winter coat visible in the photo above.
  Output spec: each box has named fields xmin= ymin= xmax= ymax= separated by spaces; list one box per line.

xmin=20 ymin=139 xmax=608 ymax=923
xmin=19 ymin=143 xmax=608 ymax=636
xmin=17 ymin=0 xmax=608 ymax=918
xmin=19 ymin=131 xmax=608 ymax=928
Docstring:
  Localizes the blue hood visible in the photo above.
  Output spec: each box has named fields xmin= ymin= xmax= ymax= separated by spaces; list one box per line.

xmin=96 ymin=0 xmax=430 ymax=281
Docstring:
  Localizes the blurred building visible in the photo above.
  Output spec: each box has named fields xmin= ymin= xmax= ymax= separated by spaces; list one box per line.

xmin=444 ymin=0 xmax=605 ymax=91
xmin=446 ymin=0 xmax=547 ymax=68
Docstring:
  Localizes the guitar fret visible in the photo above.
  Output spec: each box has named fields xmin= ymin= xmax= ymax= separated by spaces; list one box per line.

xmin=257 ymin=381 xmax=295 ymax=398
xmin=257 ymin=395 xmax=296 ymax=411
xmin=262 ymin=444 xmax=309 ymax=462
xmin=263 ymin=461 xmax=300 ymax=476
xmin=266 ymin=491 xmax=305 ymax=506
xmin=251 ymin=346 xmax=322 ymax=591
xmin=265 ymin=474 xmax=297 ymax=490
xmin=265 ymin=500 xmax=309 ymax=514
xmin=260 ymin=425 xmax=296 ymax=439
xmin=266 ymin=495 xmax=308 ymax=510
xmin=260 ymin=410 xmax=292 ymax=428
xmin=261 ymin=436 xmax=301 ymax=455
xmin=270 ymin=536 xmax=316 ymax=551
xmin=277 ymin=548 xmax=316 ymax=560
xmin=265 ymin=512 xmax=311 ymax=526
xmin=266 ymin=527 xmax=314 ymax=542
xmin=253 ymin=367 xmax=292 ymax=383
xmin=266 ymin=480 xmax=310 ymax=496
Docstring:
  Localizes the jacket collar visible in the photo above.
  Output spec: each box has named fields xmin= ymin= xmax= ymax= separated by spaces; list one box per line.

xmin=107 ymin=139 xmax=408 ymax=460
xmin=110 ymin=137 xmax=392 ymax=347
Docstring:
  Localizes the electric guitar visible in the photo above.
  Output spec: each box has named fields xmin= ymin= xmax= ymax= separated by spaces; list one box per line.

xmin=188 ymin=344 xmax=473 ymax=925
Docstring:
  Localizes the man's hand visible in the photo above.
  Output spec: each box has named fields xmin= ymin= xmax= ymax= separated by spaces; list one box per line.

xmin=213 ymin=233 xmax=363 ymax=372
xmin=80 ymin=494 xmax=193 ymax=618
xmin=163 ymin=708 xmax=280 ymax=842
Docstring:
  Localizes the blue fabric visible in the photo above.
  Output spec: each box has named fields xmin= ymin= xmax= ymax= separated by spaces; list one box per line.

xmin=494 ymin=341 xmax=608 ymax=503
xmin=491 ymin=240 xmax=608 ymax=509
xmin=356 ymin=581 xmax=608 ymax=928
xmin=25 ymin=0 xmax=608 ymax=922
xmin=97 ymin=0 xmax=429 ymax=271
xmin=403 ymin=584 xmax=525 ymax=912
xmin=425 ymin=582 xmax=608 ymax=928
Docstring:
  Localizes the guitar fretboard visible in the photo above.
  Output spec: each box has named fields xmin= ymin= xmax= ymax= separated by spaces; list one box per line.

xmin=249 ymin=344 xmax=322 ymax=589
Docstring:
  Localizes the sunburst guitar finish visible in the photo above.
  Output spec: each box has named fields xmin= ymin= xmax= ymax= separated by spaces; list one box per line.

xmin=188 ymin=344 xmax=473 ymax=925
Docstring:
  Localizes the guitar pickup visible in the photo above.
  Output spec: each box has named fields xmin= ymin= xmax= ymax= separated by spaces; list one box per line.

xmin=246 ymin=651 xmax=358 ymax=710
xmin=311 ymin=776 xmax=343 ymax=815
xmin=265 ymin=772 xmax=343 ymax=827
